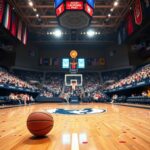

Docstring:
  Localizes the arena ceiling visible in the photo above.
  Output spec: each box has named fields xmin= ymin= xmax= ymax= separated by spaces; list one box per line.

xmin=8 ymin=0 xmax=134 ymax=45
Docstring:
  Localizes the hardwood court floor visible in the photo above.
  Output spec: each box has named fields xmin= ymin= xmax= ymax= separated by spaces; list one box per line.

xmin=0 ymin=103 xmax=150 ymax=150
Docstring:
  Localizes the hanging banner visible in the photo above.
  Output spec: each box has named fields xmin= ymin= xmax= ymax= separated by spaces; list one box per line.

xmin=22 ymin=26 xmax=28 ymax=45
xmin=17 ymin=20 xmax=22 ymax=41
xmin=11 ymin=12 xmax=18 ymax=37
xmin=134 ymin=0 xmax=143 ymax=25
xmin=0 ymin=0 xmax=5 ymax=23
xmin=126 ymin=12 xmax=133 ymax=35
xmin=3 ymin=3 xmax=12 ymax=30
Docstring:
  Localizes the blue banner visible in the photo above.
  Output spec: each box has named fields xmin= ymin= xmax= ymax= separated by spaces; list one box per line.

xmin=54 ymin=0 xmax=64 ymax=8
xmin=86 ymin=0 xmax=95 ymax=8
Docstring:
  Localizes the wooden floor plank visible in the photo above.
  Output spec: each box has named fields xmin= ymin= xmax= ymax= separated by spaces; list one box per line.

xmin=0 ymin=103 xmax=150 ymax=150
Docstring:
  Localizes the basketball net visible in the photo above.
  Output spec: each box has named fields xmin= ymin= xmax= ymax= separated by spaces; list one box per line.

xmin=71 ymin=82 xmax=77 ymax=90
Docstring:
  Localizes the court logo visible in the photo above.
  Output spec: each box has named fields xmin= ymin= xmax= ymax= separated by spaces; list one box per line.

xmin=45 ymin=108 xmax=107 ymax=115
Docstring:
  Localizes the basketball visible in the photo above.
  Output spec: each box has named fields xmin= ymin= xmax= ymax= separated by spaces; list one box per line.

xmin=27 ymin=112 xmax=54 ymax=136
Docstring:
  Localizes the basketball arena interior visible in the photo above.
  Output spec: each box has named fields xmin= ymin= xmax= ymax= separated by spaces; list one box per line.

xmin=0 ymin=0 xmax=150 ymax=150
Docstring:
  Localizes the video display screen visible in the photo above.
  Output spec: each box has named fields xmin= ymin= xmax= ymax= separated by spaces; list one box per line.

xmin=62 ymin=58 xmax=70 ymax=68
xmin=78 ymin=58 xmax=85 ymax=68
xmin=66 ymin=1 xmax=83 ymax=10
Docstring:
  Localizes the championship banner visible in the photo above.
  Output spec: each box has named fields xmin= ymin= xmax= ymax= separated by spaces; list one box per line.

xmin=53 ymin=58 xmax=59 ymax=67
xmin=3 ymin=3 xmax=12 ymax=30
xmin=11 ymin=12 xmax=18 ymax=37
xmin=17 ymin=20 xmax=22 ymax=41
xmin=99 ymin=58 xmax=105 ymax=65
xmin=134 ymin=0 xmax=143 ymax=25
xmin=0 ymin=0 xmax=5 ymax=24
xmin=126 ymin=12 xmax=133 ymax=35
xmin=22 ymin=26 xmax=28 ymax=45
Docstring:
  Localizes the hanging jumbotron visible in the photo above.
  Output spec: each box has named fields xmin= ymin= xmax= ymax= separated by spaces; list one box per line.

xmin=54 ymin=0 xmax=95 ymax=29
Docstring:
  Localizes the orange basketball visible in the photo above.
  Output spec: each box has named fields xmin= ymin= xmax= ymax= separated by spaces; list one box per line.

xmin=27 ymin=112 xmax=54 ymax=136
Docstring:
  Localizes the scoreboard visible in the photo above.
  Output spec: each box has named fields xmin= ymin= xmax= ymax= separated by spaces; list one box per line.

xmin=66 ymin=1 xmax=84 ymax=10
xmin=54 ymin=0 xmax=95 ymax=29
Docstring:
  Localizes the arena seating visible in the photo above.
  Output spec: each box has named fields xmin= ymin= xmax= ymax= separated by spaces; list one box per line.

xmin=0 ymin=67 xmax=38 ymax=91
xmin=0 ymin=65 xmax=150 ymax=106
xmin=105 ymin=64 xmax=150 ymax=91
xmin=13 ymin=69 xmax=44 ymax=82
xmin=102 ymin=68 xmax=131 ymax=82
xmin=126 ymin=96 xmax=150 ymax=104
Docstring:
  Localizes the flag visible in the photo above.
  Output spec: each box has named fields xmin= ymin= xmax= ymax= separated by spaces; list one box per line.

xmin=126 ymin=12 xmax=133 ymax=35
xmin=11 ymin=12 xmax=18 ymax=37
xmin=17 ymin=20 xmax=22 ymax=41
xmin=0 ymin=0 xmax=5 ymax=24
xmin=3 ymin=3 xmax=12 ymax=30
xmin=22 ymin=26 xmax=28 ymax=45
xmin=39 ymin=57 xmax=43 ymax=65
xmin=118 ymin=31 xmax=122 ymax=45
xmin=134 ymin=0 xmax=143 ymax=25
xmin=49 ymin=58 xmax=52 ymax=66
xmin=92 ymin=58 xmax=99 ymax=66
xmin=99 ymin=58 xmax=105 ymax=65
xmin=87 ymin=58 xmax=92 ymax=66
xmin=53 ymin=58 xmax=59 ymax=67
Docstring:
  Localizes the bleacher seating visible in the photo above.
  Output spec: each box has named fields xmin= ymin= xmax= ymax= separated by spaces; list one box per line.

xmin=105 ymin=64 xmax=150 ymax=91
xmin=13 ymin=69 xmax=44 ymax=82
xmin=102 ymin=68 xmax=131 ymax=82
xmin=126 ymin=96 xmax=150 ymax=104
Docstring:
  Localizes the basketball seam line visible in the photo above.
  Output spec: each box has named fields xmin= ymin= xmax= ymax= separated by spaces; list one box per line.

xmin=29 ymin=112 xmax=54 ymax=120
xmin=27 ymin=120 xmax=53 ymax=122
xmin=28 ymin=125 xmax=53 ymax=132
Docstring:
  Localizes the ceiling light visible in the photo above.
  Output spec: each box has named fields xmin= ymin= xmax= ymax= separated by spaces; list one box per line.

xmin=33 ymin=8 xmax=37 ymax=12
xmin=108 ymin=14 xmax=111 ymax=17
xmin=110 ymin=8 xmax=114 ymax=12
xmin=28 ymin=1 xmax=33 ymax=7
xmin=54 ymin=29 xmax=62 ymax=37
xmin=36 ymin=14 xmax=39 ymax=17
xmin=87 ymin=30 xmax=95 ymax=37
xmin=114 ymin=1 xmax=119 ymax=7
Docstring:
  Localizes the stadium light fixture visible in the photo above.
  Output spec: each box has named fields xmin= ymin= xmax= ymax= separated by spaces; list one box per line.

xmin=33 ymin=8 xmax=37 ymax=12
xmin=28 ymin=1 xmax=33 ymax=7
xmin=110 ymin=8 xmax=114 ymax=12
xmin=114 ymin=1 xmax=119 ymax=7
xmin=54 ymin=29 xmax=62 ymax=37
xmin=108 ymin=14 xmax=111 ymax=17
xmin=36 ymin=14 xmax=39 ymax=17
xmin=87 ymin=30 xmax=95 ymax=37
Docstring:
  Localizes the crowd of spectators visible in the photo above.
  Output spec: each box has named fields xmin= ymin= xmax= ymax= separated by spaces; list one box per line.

xmin=91 ymin=90 xmax=109 ymax=102
xmin=43 ymin=73 xmax=64 ymax=96
xmin=102 ymin=68 xmax=131 ymax=82
xmin=40 ymin=91 xmax=53 ymax=98
xmin=0 ymin=68 xmax=37 ymax=90
xmin=83 ymin=73 xmax=100 ymax=93
xmin=9 ymin=93 xmax=34 ymax=105
xmin=13 ymin=69 xmax=44 ymax=82
xmin=105 ymin=64 xmax=150 ymax=90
